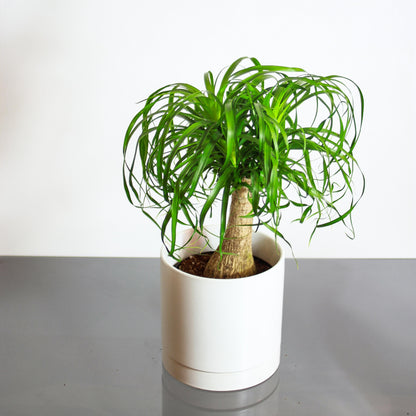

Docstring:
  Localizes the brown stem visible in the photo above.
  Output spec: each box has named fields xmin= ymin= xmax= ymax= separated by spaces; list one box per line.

xmin=203 ymin=180 xmax=256 ymax=279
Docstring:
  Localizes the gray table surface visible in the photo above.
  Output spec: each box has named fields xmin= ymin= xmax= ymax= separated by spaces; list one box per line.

xmin=0 ymin=257 xmax=415 ymax=415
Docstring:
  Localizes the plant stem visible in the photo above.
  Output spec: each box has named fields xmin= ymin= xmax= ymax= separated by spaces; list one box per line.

xmin=203 ymin=180 xmax=256 ymax=279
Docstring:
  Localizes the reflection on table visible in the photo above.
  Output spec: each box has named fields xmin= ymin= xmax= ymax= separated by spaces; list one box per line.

xmin=162 ymin=367 xmax=280 ymax=416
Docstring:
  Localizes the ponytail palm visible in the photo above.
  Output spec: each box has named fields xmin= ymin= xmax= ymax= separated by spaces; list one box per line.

xmin=123 ymin=57 xmax=364 ymax=278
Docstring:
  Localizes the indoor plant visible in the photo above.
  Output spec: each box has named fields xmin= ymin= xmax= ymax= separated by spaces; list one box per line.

xmin=123 ymin=57 xmax=364 ymax=390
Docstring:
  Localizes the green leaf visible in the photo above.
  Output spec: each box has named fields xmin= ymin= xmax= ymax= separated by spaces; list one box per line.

xmin=123 ymin=57 xmax=365 ymax=258
xmin=224 ymin=101 xmax=237 ymax=167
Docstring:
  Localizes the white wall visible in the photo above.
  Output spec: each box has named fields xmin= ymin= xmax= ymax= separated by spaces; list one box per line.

xmin=0 ymin=0 xmax=415 ymax=258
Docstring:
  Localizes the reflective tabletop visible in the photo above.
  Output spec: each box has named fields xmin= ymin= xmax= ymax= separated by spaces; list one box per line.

xmin=0 ymin=257 xmax=415 ymax=415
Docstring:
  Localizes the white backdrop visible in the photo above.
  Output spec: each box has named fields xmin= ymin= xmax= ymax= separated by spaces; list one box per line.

xmin=1 ymin=0 xmax=415 ymax=258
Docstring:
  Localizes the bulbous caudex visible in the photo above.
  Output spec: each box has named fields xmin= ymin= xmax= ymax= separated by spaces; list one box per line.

xmin=204 ymin=179 xmax=256 ymax=279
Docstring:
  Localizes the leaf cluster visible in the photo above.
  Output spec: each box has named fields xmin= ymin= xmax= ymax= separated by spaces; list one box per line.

xmin=123 ymin=57 xmax=364 ymax=257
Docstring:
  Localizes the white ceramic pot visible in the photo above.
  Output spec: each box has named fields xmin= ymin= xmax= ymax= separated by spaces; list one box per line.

xmin=160 ymin=230 xmax=285 ymax=391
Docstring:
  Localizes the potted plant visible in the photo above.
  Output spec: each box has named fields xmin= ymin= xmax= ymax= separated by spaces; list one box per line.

xmin=123 ymin=57 xmax=364 ymax=391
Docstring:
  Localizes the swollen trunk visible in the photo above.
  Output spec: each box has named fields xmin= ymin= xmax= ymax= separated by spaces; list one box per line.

xmin=203 ymin=182 xmax=256 ymax=279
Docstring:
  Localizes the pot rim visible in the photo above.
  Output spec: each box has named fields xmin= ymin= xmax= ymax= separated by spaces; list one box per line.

xmin=160 ymin=230 xmax=284 ymax=283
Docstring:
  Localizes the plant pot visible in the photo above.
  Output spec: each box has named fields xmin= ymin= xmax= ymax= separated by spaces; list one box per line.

xmin=160 ymin=230 xmax=285 ymax=391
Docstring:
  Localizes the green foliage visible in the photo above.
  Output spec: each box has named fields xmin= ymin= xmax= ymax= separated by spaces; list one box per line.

xmin=123 ymin=57 xmax=364 ymax=257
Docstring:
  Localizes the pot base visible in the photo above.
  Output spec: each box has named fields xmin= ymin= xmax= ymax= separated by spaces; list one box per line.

xmin=163 ymin=354 xmax=280 ymax=392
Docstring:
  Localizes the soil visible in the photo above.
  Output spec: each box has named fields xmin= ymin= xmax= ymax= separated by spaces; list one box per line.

xmin=175 ymin=252 xmax=271 ymax=278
